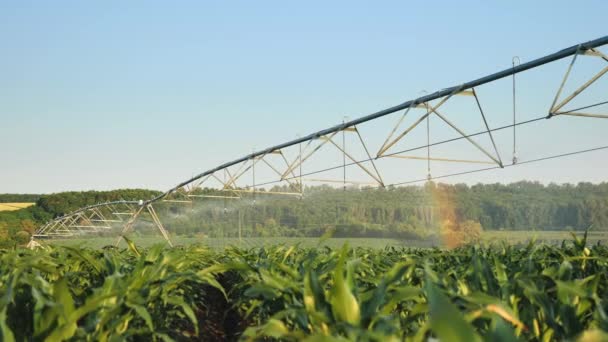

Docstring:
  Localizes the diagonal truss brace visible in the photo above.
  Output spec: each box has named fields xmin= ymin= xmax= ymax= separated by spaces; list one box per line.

xmin=281 ymin=127 xmax=385 ymax=186
xmin=320 ymin=127 xmax=385 ymax=186
xmin=225 ymin=150 xmax=303 ymax=196
xmin=549 ymin=47 xmax=608 ymax=118
xmin=258 ymin=154 xmax=299 ymax=188
xmin=281 ymin=131 xmax=340 ymax=179
xmin=147 ymin=204 xmax=173 ymax=247
xmin=432 ymin=90 xmax=503 ymax=167
xmin=115 ymin=204 xmax=173 ymax=247
xmin=376 ymin=91 xmax=457 ymax=157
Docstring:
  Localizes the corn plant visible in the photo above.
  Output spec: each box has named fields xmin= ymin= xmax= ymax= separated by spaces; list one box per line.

xmin=1 ymin=233 xmax=607 ymax=341
xmin=227 ymin=236 xmax=608 ymax=341
xmin=0 ymin=240 xmax=226 ymax=341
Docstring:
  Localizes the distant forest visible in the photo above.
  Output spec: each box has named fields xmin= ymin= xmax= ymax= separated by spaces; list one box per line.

xmin=0 ymin=194 xmax=42 ymax=203
xmin=158 ymin=181 xmax=608 ymax=239
xmin=0 ymin=181 xmax=607 ymax=245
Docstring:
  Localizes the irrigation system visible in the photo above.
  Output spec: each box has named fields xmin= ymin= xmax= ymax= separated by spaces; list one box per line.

xmin=33 ymin=35 xmax=608 ymax=247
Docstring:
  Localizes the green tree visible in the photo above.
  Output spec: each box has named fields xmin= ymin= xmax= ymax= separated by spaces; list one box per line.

xmin=14 ymin=230 xmax=30 ymax=244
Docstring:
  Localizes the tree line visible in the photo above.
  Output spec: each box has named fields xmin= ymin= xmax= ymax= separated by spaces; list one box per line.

xmin=0 ymin=181 xmax=607 ymax=246
xmin=0 ymin=194 xmax=42 ymax=203
xmin=155 ymin=181 xmax=608 ymax=240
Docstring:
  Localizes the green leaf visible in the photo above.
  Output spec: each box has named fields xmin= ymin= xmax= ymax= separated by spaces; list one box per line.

xmin=304 ymin=269 xmax=332 ymax=322
xmin=425 ymin=281 xmax=480 ymax=342
xmin=0 ymin=309 xmax=15 ymax=342
xmin=166 ymin=297 xmax=198 ymax=336
xmin=256 ymin=319 xmax=290 ymax=338
xmin=317 ymin=228 xmax=335 ymax=247
xmin=128 ymin=303 xmax=154 ymax=332
xmin=61 ymin=245 xmax=104 ymax=275
xmin=44 ymin=321 xmax=78 ymax=341
xmin=494 ymin=256 xmax=508 ymax=286
xmin=577 ymin=329 xmax=608 ymax=342
xmin=53 ymin=277 xmax=75 ymax=318
xmin=244 ymin=284 xmax=280 ymax=300
xmin=361 ymin=261 xmax=411 ymax=321
xmin=303 ymin=334 xmax=351 ymax=342
xmin=485 ymin=317 xmax=520 ymax=342
xmin=122 ymin=235 xmax=141 ymax=257
xmin=156 ymin=333 xmax=176 ymax=342
xmin=330 ymin=244 xmax=360 ymax=326
xmin=555 ymin=280 xmax=588 ymax=304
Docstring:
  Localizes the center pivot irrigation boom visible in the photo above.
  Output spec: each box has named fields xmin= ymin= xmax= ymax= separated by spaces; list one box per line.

xmin=33 ymin=35 xmax=608 ymax=246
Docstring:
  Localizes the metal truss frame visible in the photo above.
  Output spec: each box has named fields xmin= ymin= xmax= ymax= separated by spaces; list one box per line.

xmin=376 ymin=87 xmax=504 ymax=168
xmin=34 ymin=200 xmax=173 ymax=247
xmin=32 ymin=36 xmax=608 ymax=247
xmin=34 ymin=201 xmax=139 ymax=238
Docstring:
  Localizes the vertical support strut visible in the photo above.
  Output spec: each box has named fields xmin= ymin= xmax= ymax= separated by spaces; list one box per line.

xmin=299 ymin=138 xmax=303 ymax=197
xmin=252 ymin=151 xmax=256 ymax=205
xmin=426 ymin=102 xmax=431 ymax=181
xmin=418 ymin=90 xmax=431 ymax=181
xmin=512 ymin=56 xmax=520 ymax=164
xmin=223 ymin=169 xmax=227 ymax=214
xmin=342 ymin=118 xmax=347 ymax=191
xmin=238 ymin=208 xmax=242 ymax=244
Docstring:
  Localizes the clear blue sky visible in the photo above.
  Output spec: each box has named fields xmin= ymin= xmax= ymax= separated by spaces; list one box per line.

xmin=1 ymin=1 xmax=607 ymax=193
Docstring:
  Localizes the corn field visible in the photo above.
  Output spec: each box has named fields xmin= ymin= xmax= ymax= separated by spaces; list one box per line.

xmin=1 ymin=233 xmax=607 ymax=341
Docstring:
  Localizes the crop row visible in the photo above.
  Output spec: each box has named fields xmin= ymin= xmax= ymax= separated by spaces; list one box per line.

xmin=0 ymin=233 xmax=607 ymax=341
